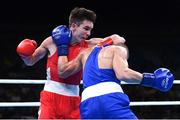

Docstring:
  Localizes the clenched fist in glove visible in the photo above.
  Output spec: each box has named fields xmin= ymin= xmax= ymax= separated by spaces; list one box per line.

xmin=52 ymin=25 xmax=72 ymax=56
xmin=16 ymin=39 xmax=37 ymax=56
xmin=141 ymin=68 xmax=174 ymax=92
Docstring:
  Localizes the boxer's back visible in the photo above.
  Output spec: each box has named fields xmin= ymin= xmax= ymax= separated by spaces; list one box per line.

xmin=82 ymin=45 xmax=124 ymax=88
xmin=82 ymin=45 xmax=127 ymax=70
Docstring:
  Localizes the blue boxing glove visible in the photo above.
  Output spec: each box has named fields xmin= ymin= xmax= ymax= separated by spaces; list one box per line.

xmin=52 ymin=25 xmax=72 ymax=56
xmin=141 ymin=68 xmax=174 ymax=92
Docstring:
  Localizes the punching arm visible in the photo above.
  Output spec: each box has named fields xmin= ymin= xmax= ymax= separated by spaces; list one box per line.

xmin=57 ymin=53 xmax=83 ymax=78
xmin=113 ymin=46 xmax=143 ymax=83
xmin=141 ymin=68 xmax=174 ymax=92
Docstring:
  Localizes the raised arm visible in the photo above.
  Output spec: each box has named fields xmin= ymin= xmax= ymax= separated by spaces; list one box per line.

xmin=112 ymin=46 xmax=143 ymax=83
xmin=113 ymin=45 xmax=174 ymax=92
xmin=17 ymin=37 xmax=49 ymax=66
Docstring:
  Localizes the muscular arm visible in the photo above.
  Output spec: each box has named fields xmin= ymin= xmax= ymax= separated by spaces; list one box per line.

xmin=57 ymin=53 xmax=83 ymax=78
xmin=21 ymin=37 xmax=49 ymax=66
xmin=57 ymin=34 xmax=125 ymax=78
xmin=113 ymin=46 xmax=143 ymax=83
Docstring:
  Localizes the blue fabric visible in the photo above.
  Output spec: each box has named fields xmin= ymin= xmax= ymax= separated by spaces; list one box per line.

xmin=51 ymin=25 xmax=72 ymax=56
xmin=80 ymin=92 xmax=137 ymax=119
xmin=81 ymin=46 xmax=137 ymax=119
xmin=141 ymin=68 xmax=174 ymax=92
xmin=83 ymin=46 xmax=120 ymax=89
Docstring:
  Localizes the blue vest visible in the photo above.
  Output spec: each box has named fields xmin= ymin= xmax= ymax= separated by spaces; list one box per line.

xmin=83 ymin=46 xmax=120 ymax=89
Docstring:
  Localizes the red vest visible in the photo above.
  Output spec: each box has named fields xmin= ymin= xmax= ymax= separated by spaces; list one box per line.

xmin=46 ymin=40 xmax=88 ymax=85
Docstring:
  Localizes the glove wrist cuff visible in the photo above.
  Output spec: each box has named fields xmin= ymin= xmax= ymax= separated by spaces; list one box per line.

xmin=57 ymin=45 xmax=69 ymax=56
xmin=141 ymin=73 xmax=155 ymax=87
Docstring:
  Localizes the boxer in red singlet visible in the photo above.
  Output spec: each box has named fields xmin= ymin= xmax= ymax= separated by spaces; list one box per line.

xmin=17 ymin=7 xmax=97 ymax=119
xmin=16 ymin=7 xmax=125 ymax=119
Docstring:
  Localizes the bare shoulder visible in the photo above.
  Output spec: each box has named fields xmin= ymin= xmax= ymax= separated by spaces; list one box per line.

xmin=81 ymin=47 xmax=94 ymax=58
xmin=82 ymin=47 xmax=93 ymax=54
xmin=40 ymin=36 xmax=57 ymax=55
xmin=112 ymin=45 xmax=129 ymax=59
xmin=39 ymin=36 xmax=57 ymax=50
xmin=113 ymin=45 xmax=127 ymax=51
xmin=85 ymin=38 xmax=103 ymax=47
xmin=41 ymin=36 xmax=53 ymax=46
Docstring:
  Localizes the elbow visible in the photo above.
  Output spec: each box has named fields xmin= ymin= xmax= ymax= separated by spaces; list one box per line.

xmin=59 ymin=75 xmax=68 ymax=79
xmin=24 ymin=61 xmax=35 ymax=66
xmin=116 ymin=69 xmax=130 ymax=80
xmin=116 ymin=74 xmax=127 ymax=80
xmin=116 ymin=69 xmax=142 ymax=84
xmin=58 ymin=70 xmax=69 ymax=79
xmin=21 ymin=58 xmax=35 ymax=66
xmin=58 ymin=74 xmax=68 ymax=79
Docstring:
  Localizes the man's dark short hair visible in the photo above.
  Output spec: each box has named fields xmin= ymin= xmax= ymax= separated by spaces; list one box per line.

xmin=69 ymin=7 xmax=96 ymax=26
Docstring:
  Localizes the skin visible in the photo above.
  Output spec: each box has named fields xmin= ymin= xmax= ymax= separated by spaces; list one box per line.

xmin=19 ymin=20 xmax=101 ymax=66
xmin=57 ymin=19 xmax=126 ymax=78
xmin=19 ymin=19 xmax=126 ymax=82
xmin=57 ymin=42 xmax=143 ymax=84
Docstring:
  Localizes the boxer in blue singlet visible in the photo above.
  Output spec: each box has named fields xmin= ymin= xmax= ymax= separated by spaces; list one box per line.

xmin=80 ymin=44 xmax=173 ymax=119
xmin=57 ymin=37 xmax=174 ymax=119
xmin=80 ymin=46 xmax=138 ymax=119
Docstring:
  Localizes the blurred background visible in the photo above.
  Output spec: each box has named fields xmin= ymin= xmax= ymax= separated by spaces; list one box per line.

xmin=0 ymin=0 xmax=180 ymax=119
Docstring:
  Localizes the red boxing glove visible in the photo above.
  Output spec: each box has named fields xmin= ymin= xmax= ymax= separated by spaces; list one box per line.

xmin=16 ymin=39 xmax=37 ymax=56
xmin=97 ymin=37 xmax=113 ymax=46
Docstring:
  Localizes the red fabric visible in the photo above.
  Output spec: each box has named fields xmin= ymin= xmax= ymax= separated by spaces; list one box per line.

xmin=46 ymin=40 xmax=88 ymax=85
xmin=16 ymin=39 xmax=37 ymax=56
xmin=39 ymin=40 xmax=88 ymax=119
xmin=97 ymin=37 xmax=113 ymax=46
xmin=38 ymin=91 xmax=81 ymax=119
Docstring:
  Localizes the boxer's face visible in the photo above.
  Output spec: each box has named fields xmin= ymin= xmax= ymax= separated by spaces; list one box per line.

xmin=71 ymin=20 xmax=93 ymax=42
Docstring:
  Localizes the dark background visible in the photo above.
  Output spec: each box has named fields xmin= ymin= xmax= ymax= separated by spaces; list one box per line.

xmin=0 ymin=0 xmax=180 ymax=119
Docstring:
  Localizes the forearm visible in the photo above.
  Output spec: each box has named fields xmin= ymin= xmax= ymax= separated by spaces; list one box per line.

xmin=58 ymin=56 xmax=69 ymax=78
xmin=113 ymin=48 xmax=142 ymax=83
xmin=21 ymin=56 xmax=35 ymax=66
xmin=58 ymin=56 xmax=69 ymax=70
xmin=121 ymin=68 xmax=143 ymax=83
xmin=21 ymin=47 xmax=46 ymax=66
xmin=58 ymin=56 xmax=82 ymax=78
